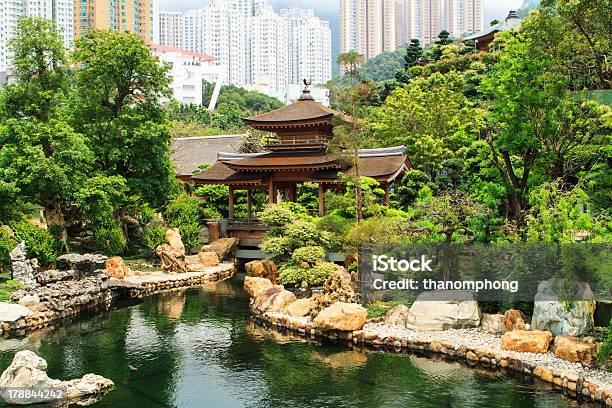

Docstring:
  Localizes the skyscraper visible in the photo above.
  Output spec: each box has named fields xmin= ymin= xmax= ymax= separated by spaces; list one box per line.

xmin=444 ymin=0 xmax=484 ymax=38
xmin=339 ymin=0 xmax=397 ymax=61
xmin=159 ymin=11 xmax=183 ymax=49
xmin=282 ymin=8 xmax=332 ymax=87
xmin=411 ymin=0 xmax=440 ymax=44
xmin=74 ymin=0 xmax=158 ymax=43
xmin=249 ymin=3 xmax=288 ymax=91
xmin=0 ymin=0 xmax=73 ymax=74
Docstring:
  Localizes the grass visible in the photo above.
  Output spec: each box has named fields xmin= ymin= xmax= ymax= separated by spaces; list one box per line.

xmin=364 ymin=300 xmax=408 ymax=319
xmin=0 ymin=274 xmax=24 ymax=302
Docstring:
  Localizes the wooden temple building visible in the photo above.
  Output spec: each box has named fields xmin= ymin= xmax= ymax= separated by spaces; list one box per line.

xmin=192 ymin=86 xmax=411 ymax=220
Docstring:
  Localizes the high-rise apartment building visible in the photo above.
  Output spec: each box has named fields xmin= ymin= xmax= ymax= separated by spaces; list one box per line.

xmin=182 ymin=0 xmax=247 ymax=86
xmin=159 ymin=11 xmax=183 ymax=49
xmin=339 ymin=0 xmax=396 ymax=61
xmin=444 ymin=0 xmax=483 ymax=38
xmin=281 ymin=8 xmax=332 ymax=87
xmin=249 ymin=3 xmax=288 ymax=91
xmin=411 ymin=0 xmax=440 ymax=44
xmin=0 ymin=0 xmax=73 ymax=74
xmin=74 ymin=0 xmax=158 ymax=43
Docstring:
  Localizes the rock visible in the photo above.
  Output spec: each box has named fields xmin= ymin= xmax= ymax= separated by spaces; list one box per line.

xmin=0 ymin=302 xmax=31 ymax=322
xmin=503 ymin=309 xmax=526 ymax=333
xmin=405 ymin=291 xmax=481 ymax=331
xmin=553 ymin=335 xmax=595 ymax=365
xmin=383 ymin=304 xmax=410 ymax=325
xmin=252 ymin=285 xmax=297 ymax=314
xmin=165 ymin=228 xmax=185 ymax=254
xmin=481 ymin=313 xmax=505 ymax=334
xmin=243 ymin=276 xmax=273 ymax=298
xmin=200 ymin=237 xmax=238 ymax=262
xmin=285 ymin=298 xmax=313 ymax=317
xmin=310 ymin=267 xmax=357 ymax=316
xmin=18 ymin=295 xmax=39 ymax=308
xmin=184 ymin=255 xmax=205 ymax=272
xmin=314 ymin=302 xmax=368 ymax=331
xmin=531 ymin=280 xmax=595 ymax=336
xmin=245 ymin=260 xmax=278 ymax=283
xmin=198 ymin=251 xmax=220 ymax=267
xmin=533 ymin=366 xmax=554 ymax=383
xmin=105 ymin=257 xmax=131 ymax=279
xmin=57 ymin=253 xmax=108 ymax=274
xmin=500 ymin=330 xmax=552 ymax=353
xmin=9 ymin=242 xmax=39 ymax=288
xmin=36 ymin=269 xmax=77 ymax=285
xmin=0 ymin=350 xmax=113 ymax=405
xmin=155 ymin=229 xmax=187 ymax=273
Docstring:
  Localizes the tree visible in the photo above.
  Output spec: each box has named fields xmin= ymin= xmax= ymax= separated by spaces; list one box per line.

xmin=337 ymin=51 xmax=365 ymax=85
xmin=360 ymin=51 xmax=406 ymax=82
xmin=436 ymin=30 xmax=453 ymax=46
xmin=480 ymin=33 xmax=569 ymax=220
xmin=72 ymin=30 xmax=178 ymax=212
xmin=0 ymin=18 xmax=92 ymax=248
xmin=404 ymin=39 xmax=424 ymax=68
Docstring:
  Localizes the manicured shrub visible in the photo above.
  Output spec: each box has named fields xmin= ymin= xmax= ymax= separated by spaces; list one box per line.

xmin=259 ymin=204 xmax=296 ymax=228
xmin=291 ymin=246 xmax=325 ymax=266
xmin=142 ymin=224 xmax=166 ymax=253
xmin=11 ymin=221 xmax=61 ymax=266
xmin=278 ymin=261 xmax=337 ymax=287
xmin=94 ymin=222 xmax=127 ymax=255
xmin=165 ymin=194 xmax=202 ymax=254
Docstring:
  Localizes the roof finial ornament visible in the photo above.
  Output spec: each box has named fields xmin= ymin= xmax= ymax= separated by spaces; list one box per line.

xmin=299 ymin=78 xmax=314 ymax=100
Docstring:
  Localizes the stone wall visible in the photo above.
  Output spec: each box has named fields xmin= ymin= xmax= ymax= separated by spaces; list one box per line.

xmin=252 ymin=311 xmax=612 ymax=406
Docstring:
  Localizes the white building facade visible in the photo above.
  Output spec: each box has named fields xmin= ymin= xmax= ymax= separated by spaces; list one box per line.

xmin=0 ymin=0 xmax=73 ymax=74
xmin=443 ymin=0 xmax=484 ymax=38
xmin=159 ymin=11 xmax=183 ymax=49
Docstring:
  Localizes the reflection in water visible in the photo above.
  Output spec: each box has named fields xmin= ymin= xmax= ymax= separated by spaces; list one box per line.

xmin=0 ymin=278 xmax=582 ymax=408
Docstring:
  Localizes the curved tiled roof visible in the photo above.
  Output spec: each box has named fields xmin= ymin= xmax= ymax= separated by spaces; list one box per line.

xmin=171 ymin=135 xmax=244 ymax=176
xmin=244 ymin=98 xmax=351 ymax=124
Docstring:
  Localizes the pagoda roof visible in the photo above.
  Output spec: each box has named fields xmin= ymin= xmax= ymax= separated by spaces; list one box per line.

xmin=171 ymin=135 xmax=244 ymax=177
xmin=464 ymin=11 xmax=522 ymax=41
xmin=244 ymin=97 xmax=352 ymax=127
xmin=192 ymin=146 xmax=410 ymax=185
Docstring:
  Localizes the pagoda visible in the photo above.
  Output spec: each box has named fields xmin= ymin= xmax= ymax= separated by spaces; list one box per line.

xmin=193 ymin=86 xmax=411 ymax=219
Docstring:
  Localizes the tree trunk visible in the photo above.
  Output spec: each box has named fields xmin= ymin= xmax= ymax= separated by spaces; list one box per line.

xmin=43 ymin=195 xmax=69 ymax=252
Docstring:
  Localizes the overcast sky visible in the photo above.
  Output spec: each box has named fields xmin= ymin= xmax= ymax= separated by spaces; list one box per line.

xmin=159 ymin=0 xmax=524 ymax=24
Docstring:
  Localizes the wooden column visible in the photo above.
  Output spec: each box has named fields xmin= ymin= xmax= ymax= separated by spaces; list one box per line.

xmin=318 ymin=184 xmax=325 ymax=217
xmin=246 ymin=189 xmax=253 ymax=221
xmin=383 ymin=183 xmax=390 ymax=207
xmin=228 ymin=186 xmax=235 ymax=219
xmin=288 ymin=184 xmax=297 ymax=202
xmin=267 ymin=179 xmax=276 ymax=204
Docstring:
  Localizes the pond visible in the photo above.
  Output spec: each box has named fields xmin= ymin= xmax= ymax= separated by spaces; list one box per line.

xmin=0 ymin=277 xmax=582 ymax=408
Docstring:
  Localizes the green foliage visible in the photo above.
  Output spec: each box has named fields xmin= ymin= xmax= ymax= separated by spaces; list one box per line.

xmin=203 ymin=81 xmax=283 ymax=114
xmin=11 ymin=221 xmax=61 ymax=266
xmin=142 ymin=224 xmax=166 ymax=253
xmin=0 ymin=228 xmax=16 ymax=272
xmin=595 ymin=319 xmax=612 ymax=370
xmin=360 ymin=50 xmax=406 ymax=82
xmin=364 ymin=301 xmax=407 ymax=319
xmin=278 ymin=261 xmax=337 ymax=287
xmin=164 ymin=194 xmax=202 ymax=254
xmin=291 ymin=246 xmax=325 ymax=266
xmin=259 ymin=204 xmax=297 ymax=228
xmin=94 ymin=222 xmax=127 ymax=255
xmin=0 ymin=280 xmax=25 ymax=302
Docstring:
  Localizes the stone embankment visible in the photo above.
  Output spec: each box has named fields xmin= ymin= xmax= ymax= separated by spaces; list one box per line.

xmin=245 ymin=270 xmax=612 ymax=406
xmin=1 ymin=233 xmax=236 ymax=336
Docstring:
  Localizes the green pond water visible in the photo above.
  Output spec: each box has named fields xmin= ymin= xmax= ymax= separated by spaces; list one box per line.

xmin=0 ymin=277 xmax=583 ymax=408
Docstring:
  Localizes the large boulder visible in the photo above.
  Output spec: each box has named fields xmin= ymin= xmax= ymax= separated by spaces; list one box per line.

xmin=314 ymin=302 xmax=368 ymax=331
xmin=0 ymin=302 xmax=31 ymax=322
xmin=481 ymin=313 xmax=505 ymax=334
xmin=501 ymin=330 xmax=552 ymax=353
xmin=17 ymin=295 xmax=40 ymax=309
xmin=245 ymin=260 xmax=278 ymax=283
xmin=57 ymin=253 xmax=107 ymax=274
xmin=383 ymin=304 xmax=410 ymax=325
xmin=252 ymin=285 xmax=297 ymax=314
xmin=503 ymin=309 xmax=526 ymax=333
xmin=552 ymin=335 xmax=595 ymax=365
xmin=198 ymin=251 xmax=220 ymax=267
xmin=200 ymin=238 xmax=238 ymax=262
xmin=105 ymin=256 xmax=132 ymax=279
xmin=155 ymin=229 xmax=187 ymax=273
xmin=285 ymin=298 xmax=313 ymax=317
xmin=0 ymin=350 xmax=113 ymax=405
xmin=405 ymin=291 xmax=481 ymax=331
xmin=243 ymin=276 xmax=273 ymax=298
xmin=531 ymin=280 xmax=595 ymax=336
